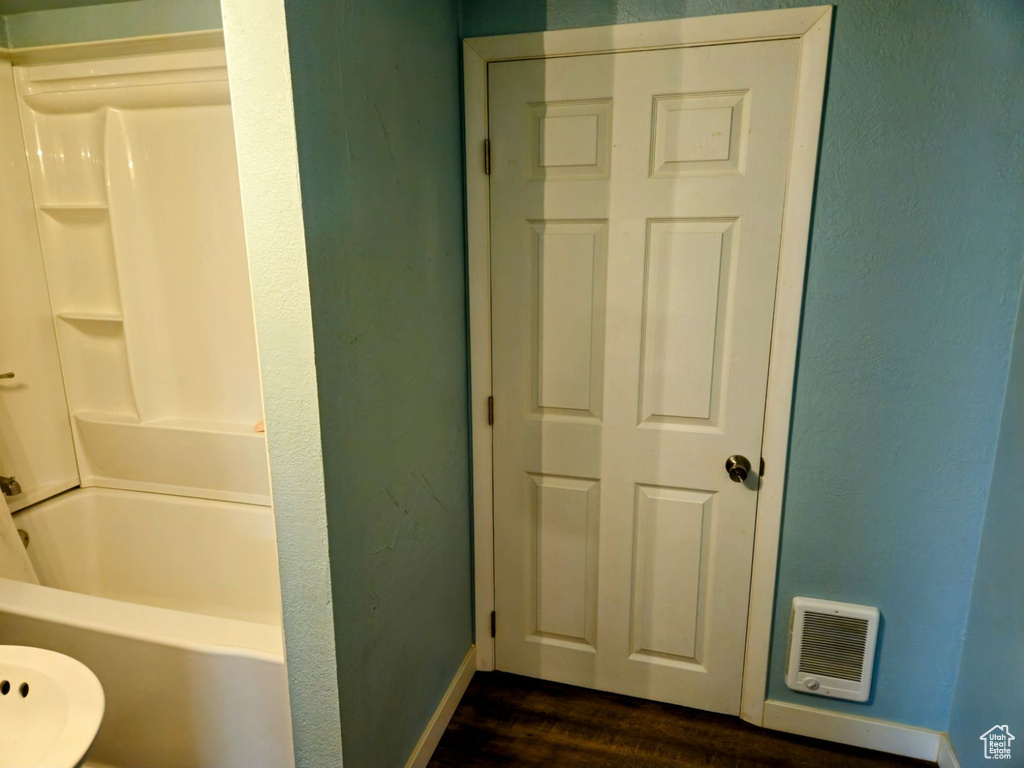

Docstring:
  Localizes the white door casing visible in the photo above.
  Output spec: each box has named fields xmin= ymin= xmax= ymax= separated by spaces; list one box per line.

xmin=464 ymin=7 xmax=832 ymax=725
xmin=489 ymin=39 xmax=799 ymax=715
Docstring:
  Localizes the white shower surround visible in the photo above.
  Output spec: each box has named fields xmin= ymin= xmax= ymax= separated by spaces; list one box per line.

xmin=14 ymin=47 xmax=270 ymax=506
xmin=0 ymin=43 xmax=295 ymax=767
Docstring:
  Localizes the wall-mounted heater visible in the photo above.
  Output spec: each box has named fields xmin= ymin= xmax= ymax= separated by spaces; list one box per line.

xmin=786 ymin=597 xmax=880 ymax=702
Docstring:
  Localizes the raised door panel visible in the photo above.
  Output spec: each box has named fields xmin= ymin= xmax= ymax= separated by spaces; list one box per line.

xmin=630 ymin=485 xmax=712 ymax=663
xmin=529 ymin=474 xmax=600 ymax=648
xmin=651 ymin=91 xmax=749 ymax=176
xmin=528 ymin=99 xmax=612 ymax=181
xmin=530 ymin=221 xmax=608 ymax=418
xmin=639 ymin=220 xmax=734 ymax=427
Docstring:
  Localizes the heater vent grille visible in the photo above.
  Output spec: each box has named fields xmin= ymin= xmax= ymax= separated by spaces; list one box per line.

xmin=798 ymin=612 xmax=869 ymax=682
xmin=786 ymin=597 xmax=879 ymax=702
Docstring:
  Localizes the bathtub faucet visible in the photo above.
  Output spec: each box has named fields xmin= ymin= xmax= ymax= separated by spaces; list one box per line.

xmin=0 ymin=476 xmax=22 ymax=497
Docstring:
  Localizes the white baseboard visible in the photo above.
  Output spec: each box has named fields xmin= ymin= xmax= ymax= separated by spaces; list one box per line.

xmin=937 ymin=734 xmax=962 ymax=768
xmin=762 ymin=700 xmax=941 ymax=762
xmin=404 ymin=645 xmax=476 ymax=768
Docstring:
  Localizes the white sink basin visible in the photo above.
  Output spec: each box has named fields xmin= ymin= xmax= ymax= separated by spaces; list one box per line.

xmin=0 ymin=646 xmax=104 ymax=768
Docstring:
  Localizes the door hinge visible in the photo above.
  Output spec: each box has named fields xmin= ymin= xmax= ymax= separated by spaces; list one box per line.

xmin=490 ymin=610 xmax=496 ymax=638
xmin=483 ymin=139 xmax=491 ymax=175
xmin=760 ymin=457 xmax=766 ymax=477
xmin=487 ymin=396 xmax=494 ymax=426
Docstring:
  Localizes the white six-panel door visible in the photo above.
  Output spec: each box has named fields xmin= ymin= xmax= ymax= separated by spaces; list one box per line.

xmin=489 ymin=39 xmax=800 ymax=714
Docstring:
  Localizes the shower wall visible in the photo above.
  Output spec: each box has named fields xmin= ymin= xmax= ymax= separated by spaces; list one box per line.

xmin=0 ymin=57 xmax=78 ymax=510
xmin=12 ymin=47 xmax=269 ymax=506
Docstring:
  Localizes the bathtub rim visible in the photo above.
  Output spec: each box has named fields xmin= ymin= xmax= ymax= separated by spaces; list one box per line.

xmin=0 ymin=577 xmax=283 ymax=663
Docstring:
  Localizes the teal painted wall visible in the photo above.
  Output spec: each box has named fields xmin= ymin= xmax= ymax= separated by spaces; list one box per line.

xmin=461 ymin=0 xmax=1024 ymax=729
xmin=948 ymin=274 xmax=1024 ymax=766
xmin=282 ymin=1 xmax=473 ymax=767
xmin=1 ymin=0 xmax=220 ymax=48
xmin=0 ymin=0 xmax=133 ymax=13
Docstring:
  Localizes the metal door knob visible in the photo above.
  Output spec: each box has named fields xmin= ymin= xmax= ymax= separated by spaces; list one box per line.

xmin=725 ymin=455 xmax=751 ymax=483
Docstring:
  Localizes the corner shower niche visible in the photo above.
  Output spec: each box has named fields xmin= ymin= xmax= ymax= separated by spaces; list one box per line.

xmin=16 ymin=49 xmax=269 ymax=505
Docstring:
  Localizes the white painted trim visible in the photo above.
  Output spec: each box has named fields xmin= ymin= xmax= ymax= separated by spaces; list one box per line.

xmin=463 ymin=6 xmax=833 ymax=705
xmin=463 ymin=38 xmax=495 ymax=673
xmin=762 ymin=700 xmax=941 ymax=762
xmin=1 ymin=29 xmax=223 ymax=65
xmin=220 ymin=1 xmax=343 ymax=765
xmin=465 ymin=6 xmax=830 ymax=61
xmin=739 ymin=6 xmax=833 ymax=725
xmin=937 ymin=734 xmax=963 ymax=768
xmin=405 ymin=646 xmax=476 ymax=768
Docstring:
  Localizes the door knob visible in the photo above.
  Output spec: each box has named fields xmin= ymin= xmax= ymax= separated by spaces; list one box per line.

xmin=725 ymin=455 xmax=751 ymax=483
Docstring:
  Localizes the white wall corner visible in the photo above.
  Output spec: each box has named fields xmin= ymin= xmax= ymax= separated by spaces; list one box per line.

xmin=762 ymin=700 xmax=942 ymax=762
xmin=219 ymin=0 xmax=344 ymax=766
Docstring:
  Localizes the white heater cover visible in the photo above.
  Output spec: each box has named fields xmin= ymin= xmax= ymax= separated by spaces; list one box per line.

xmin=786 ymin=597 xmax=879 ymax=702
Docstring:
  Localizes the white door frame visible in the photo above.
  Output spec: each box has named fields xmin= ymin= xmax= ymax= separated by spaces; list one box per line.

xmin=463 ymin=5 xmax=832 ymax=727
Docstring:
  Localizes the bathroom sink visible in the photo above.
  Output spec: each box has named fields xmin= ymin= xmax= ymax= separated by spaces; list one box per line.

xmin=0 ymin=646 xmax=104 ymax=768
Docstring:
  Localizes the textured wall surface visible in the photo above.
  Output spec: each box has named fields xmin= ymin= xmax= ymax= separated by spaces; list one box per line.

xmin=1 ymin=0 xmax=220 ymax=48
xmin=948 ymin=275 xmax=1024 ymax=766
xmin=461 ymin=0 xmax=1024 ymax=728
xmin=283 ymin=1 xmax=473 ymax=767
xmin=220 ymin=0 xmax=345 ymax=764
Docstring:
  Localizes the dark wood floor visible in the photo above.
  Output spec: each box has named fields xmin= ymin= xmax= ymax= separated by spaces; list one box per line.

xmin=429 ymin=673 xmax=933 ymax=768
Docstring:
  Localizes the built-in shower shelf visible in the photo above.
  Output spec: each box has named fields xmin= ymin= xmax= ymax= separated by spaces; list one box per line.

xmin=144 ymin=417 xmax=265 ymax=435
xmin=56 ymin=311 xmax=123 ymax=325
xmin=39 ymin=203 xmax=109 ymax=216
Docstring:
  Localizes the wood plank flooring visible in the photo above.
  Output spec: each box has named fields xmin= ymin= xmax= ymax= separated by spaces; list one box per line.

xmin=428 ymin=673 xmax=933 ymax=768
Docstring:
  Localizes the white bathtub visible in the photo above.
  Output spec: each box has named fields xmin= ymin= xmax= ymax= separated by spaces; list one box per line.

xmin=0 ymin=487 xmax=294 ymax=768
